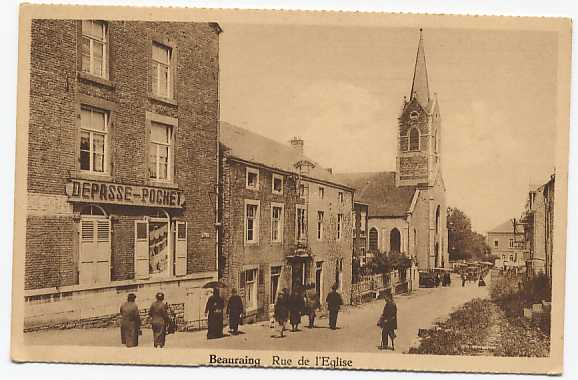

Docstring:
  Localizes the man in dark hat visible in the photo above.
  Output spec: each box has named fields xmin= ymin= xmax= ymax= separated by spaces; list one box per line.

xmin=149 ymin=292 xmax=170 ymax=348
xmin=120 ymin=293 xmax=141 ymax=347
xmin=326 ymin=284 xmax=343 ymax=330
xmin=226 ymin=288 xmax=244 ymax=335
xmin=378 ymin=292 xmax=397 ymax=350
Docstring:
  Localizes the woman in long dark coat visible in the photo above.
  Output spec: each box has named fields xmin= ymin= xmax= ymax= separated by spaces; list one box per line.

xmin=288 ymin=288 xmax=304 ymax=332
xmin=378 ymin=293 xmax=397 ymax=351
xmin=205 ymin=287 xmax=224 ymax=339
xmin=274 ymin=288 xmax=290 ymax=337
xmin=120 ymin=293 xmax=141 ymax=348
xmin=149 ymin=292 xmax=170 ymax=348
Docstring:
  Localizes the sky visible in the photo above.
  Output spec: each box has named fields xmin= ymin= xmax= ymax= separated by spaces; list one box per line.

xmin=219 ymin=24 xmax=559 ymax=234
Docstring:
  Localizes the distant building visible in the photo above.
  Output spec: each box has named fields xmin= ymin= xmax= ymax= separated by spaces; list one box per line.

xmin=219 ymin=122 xmax=354 ymax=322
xmin=487 ymin=219 xmax=526 ymax=270
xmin=521 ymin=174 xmax=555 ymax=278
xmin=337 ymin=30 xmax=449 ymax=272
xmin=25 ymin=20 xmax=221 ymax=328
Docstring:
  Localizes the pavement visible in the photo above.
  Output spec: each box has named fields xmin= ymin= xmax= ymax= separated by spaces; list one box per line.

xmin=23 ymin=275 xmax=490 ymax=353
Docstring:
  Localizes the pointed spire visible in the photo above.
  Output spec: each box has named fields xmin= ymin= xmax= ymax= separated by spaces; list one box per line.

xmin=410 ymin=28 xmax=430 ymax=107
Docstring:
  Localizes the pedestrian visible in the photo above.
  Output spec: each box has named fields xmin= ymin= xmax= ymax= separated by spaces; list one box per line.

xmin=289 ymin=287 xmax=304 ymax=332
xmin=304 ymin=283 xmax=319 ymax=328
xmin=434 ymin=272 xmax=441 ymax=287
xmin=149 ymin=292 xmax=170 ymax=348
xmin=378 ymin=292 xmax=397 ymax=350
xmin=120 ymin=293 xmax=141 ymax=348
xmin=226 ymin=288 xmax=244 ymax=335
xmin=326 ymin=284 xmax=343 ymax=330
xmin=478 ymin=274 xmax=486 ymax=287
xmin=461 ymin=273 xmax=466 ymax=287
xmin=274 ymin=288 xmax=290 ymax=337
xmin=447 ymin=272 xmax=452 ymax=287
xmin=205 ymin=287 xmax=224 ymax=339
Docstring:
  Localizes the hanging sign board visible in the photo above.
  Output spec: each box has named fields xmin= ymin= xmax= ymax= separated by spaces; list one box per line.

xmin=66 ymin=179 xmax=185 ymax=208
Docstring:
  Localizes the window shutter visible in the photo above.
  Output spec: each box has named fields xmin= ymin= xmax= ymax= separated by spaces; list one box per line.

xmin=175 ymin=221 xmax=187 ymax=276
xmin=79 ymin=220 xmax=96 ymax=286
xmin=134 ymin=220 xmax=150 ymax=279
xmin=94 ymin=220 xmax=111 ymax=283
xmin=239 ymin=270 xmax=246 ymax=290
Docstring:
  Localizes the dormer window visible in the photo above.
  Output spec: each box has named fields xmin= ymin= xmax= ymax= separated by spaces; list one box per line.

xmin=408 ymin=127 xmax=420 ymax=151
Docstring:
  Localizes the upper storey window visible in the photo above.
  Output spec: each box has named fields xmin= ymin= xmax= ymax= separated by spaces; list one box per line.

xmin=408 ymin=127 xmax=420 ymax=151
xmin=81 ymin=20 xmax=108 ymax=79
xmin=80 ymin=106 xmax=109 ymax=174
xmin=152 ymin=42 xmax=173 ymax=99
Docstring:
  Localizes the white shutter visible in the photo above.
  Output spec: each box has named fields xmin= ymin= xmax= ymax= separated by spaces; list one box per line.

xmin=79 ymin=220 xmax=96 ymax=286
xmin=175 ymin=221 xmax=188 ymax=276
xmin=134 ymin=220 xmax=150 ymax=279
xmin=95 ymin=220 xmax=111 ymax=283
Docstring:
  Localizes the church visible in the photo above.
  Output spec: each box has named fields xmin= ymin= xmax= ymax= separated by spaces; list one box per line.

xmin=338 ymin=30 xmax=449 ymax=271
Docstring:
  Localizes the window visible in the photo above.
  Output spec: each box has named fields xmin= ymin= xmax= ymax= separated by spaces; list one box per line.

xmin=270 ymin=266 xmax=281 ymax=304
xmin=296 ymin=206 xmax=306 ymax=242
xmin=318 ymin=187 xmax=325 ymax=200
xmin=509 ymin=238 xmax=514 ymax=248
xmin=299 ymin=184 xmax=306 ymax=199
xmin=80 ymin=106 xmax=108 ymax=173
xmin=81 ymin=20 xmax=108 ymax=78
xmin=151 ymin=42 xmax=173 ymax=98
xmin=338 ymin=192 xmax=344 ymax=203
xmin=369 ymin=228 xmax=378 ymax=251
xmin=148 ymin=121 xmax=173 ymax=181
xmin=271 ymin=204 xmax=284 ymax=243
xmin=242 ymin=269 xmax=258 ymax=310
xmin=272 ymin=174 xmax=283 ymax=194
xmin=317 ymin=211 xmax=324 ymax=240
xmin=245 ymin=200 xmax=260 ymax=244
xmin=509 ymin=255 xmax=514 ymax=262
xmin=360 ymin=246 xmax=366 ymax=257
xmin=408 ymin=127 xmax=420 ymax=151
xmin=246 ymin=167 xmax=259 ymax=190
xmin=337 ymin=213 xmax=343 ymax=240
xmin=494 ymin=240 xmax=499 ymax=248
xmin=360 ymin=211 xmax=367 ymax=232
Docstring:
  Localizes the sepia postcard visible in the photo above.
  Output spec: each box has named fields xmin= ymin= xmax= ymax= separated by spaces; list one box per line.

xmin=11 ymin=4 xmax=571 ymax=375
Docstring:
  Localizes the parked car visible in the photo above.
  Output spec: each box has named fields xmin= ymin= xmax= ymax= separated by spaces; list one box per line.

xmin=419 ymin=271 xmax=435 ymax=288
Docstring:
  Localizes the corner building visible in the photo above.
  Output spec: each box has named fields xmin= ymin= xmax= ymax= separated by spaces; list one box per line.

xmin=25 ymin=19 xmax=221 ymax=328
xmin=219 ymin=122 xmax=354 ymax=322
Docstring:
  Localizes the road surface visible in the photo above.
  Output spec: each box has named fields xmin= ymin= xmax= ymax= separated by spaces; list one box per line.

xmin=23 ymin=276 xmax=489 ymax=353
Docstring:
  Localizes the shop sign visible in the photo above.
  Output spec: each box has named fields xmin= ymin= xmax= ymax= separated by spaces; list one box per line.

xmin=66 ymin=179 xmax=185 ymax=208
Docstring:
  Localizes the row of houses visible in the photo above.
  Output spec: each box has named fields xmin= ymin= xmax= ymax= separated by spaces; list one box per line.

xmin=487 ymin=174 xmax=555 ymax=280
xmin=23 ymin=20 xmax=448 ymax=329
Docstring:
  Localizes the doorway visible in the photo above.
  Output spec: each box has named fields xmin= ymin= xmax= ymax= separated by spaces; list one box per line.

xmin=390 ymin=228 xmax=401 ymax=253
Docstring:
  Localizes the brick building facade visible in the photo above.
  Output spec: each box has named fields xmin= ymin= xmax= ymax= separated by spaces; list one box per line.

xmin=25 ymin=19 xmax=221 ymax=328
xmin=219 ymin=122 xmax=354 ymax=322
xmin=521 ymin=174 xmax=555 ymax=278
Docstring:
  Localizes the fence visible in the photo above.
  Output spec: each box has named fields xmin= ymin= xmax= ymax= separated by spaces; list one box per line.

xmin=351 ymin=271 xmax=409 ymax=305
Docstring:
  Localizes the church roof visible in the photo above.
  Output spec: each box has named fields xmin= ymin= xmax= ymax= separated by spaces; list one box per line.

xmin=335 ymin=171 xmax=417 ymax=217
xmin=220 ymin=121 xmax=352 ymax=189
xmin=410 ymin=29 xmax=430 ymax=109
xmin=487 ymin=219 xmax=522 ymax=235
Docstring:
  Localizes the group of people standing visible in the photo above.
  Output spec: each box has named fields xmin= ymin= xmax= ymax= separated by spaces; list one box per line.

xmin=273 ymin=284 xmax=343 ymax=337
xmin=119 ymin=292 xmax=176 ymax=348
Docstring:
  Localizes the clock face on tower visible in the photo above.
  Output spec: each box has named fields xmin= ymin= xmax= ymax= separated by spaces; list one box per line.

xmin=409 ymin=110 xmax=420 ymax=120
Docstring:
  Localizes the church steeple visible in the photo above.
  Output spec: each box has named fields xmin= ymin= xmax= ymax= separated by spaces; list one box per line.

xmin=410 ymin=29 xmax=430 ymax=107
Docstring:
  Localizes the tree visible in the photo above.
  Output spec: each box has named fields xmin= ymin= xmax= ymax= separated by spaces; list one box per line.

xmin=447 ymin=207 xmax=490 ymax=261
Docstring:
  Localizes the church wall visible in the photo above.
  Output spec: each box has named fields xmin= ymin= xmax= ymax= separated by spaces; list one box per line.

xmin=367 ymin=217 xmax=408 ymax=255
xmin=410 ymin=191 xmax=431 ymax=270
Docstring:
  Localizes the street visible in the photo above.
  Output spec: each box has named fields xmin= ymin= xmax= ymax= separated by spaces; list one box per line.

xmin=24 ymin=276 xmax=490 ymax=353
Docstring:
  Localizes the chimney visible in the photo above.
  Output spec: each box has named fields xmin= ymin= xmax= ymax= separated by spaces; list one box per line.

xmin=327 ymin=168 xmax=333 ymax=174
xmin=290 ymin=137 xmax=304 ymax=156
